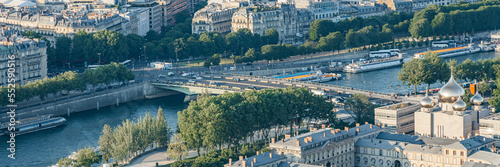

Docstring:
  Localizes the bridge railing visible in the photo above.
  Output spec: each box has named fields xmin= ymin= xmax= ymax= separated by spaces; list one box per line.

xmin=230 ymin=74 xmax=392 ymax=97
xmin=152 ymin=80 xmax=245 ymax=92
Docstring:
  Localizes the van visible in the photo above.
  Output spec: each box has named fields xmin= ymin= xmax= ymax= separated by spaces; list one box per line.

xmin=187 ymin=80 xmax=196 ymax=84
xmin=196 ymin=76 xmax=203 ymax=80
xmin=230 ymin=67 xmax=236 ymax=70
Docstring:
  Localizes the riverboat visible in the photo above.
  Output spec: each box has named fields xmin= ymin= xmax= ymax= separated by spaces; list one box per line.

xmin=0 ymin=115 xmax=67 ymax=136
xmin=274 ymin=71 xmax=341 ymax=82
xmin=343 ymin=55 xmax=404 ymax=73
xmin=413 ymin=45 xmax=480 ymax=59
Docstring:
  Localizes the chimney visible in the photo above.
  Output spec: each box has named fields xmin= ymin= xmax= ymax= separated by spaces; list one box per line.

xmin=356 ymin=123 xmax=360 ymax=127
xmin=322 ymin=124 xmax=326 ymax=129
xmin=324 ymin=132 xmax=326 ymax=137
xmin=331 ymin=130 xmax=336 ymax=134
xmin=282 ymin=139 xmax=284 ymax=143
xmin=256 ymin=151 xmax=260 ymax=155
xmin=269 ymin=153 xmax=273 ymax=158
xmin=229 ymin=158 xmax=232 ymax=166
xmin=428 ymin=145 xmax=431 ymax=149
xmin=356 ymin=128 xmax=360 ymax=132
xmin=285 ymin=134 xmax=291 ymax=139
xmin=420 ymin=144 xmax=423 ymax=148
xmin=271 ymin=137 xmax=275 ymax=144
xmin=240 ymin=156 xmax=244 ymax=160
xmin=251 ymin=161 xmax=254 ymax=167
xmin=370 ymin=124 xmax=373 ymax=129
xmin=377 ymin=123 xmax=381 ymax=127
xmin=309 ymin=136 xmax=313 ymax=142
xmin=345 ymin=127 xmax=349 ymax=132
xmin=304 ymin=138 xmax=308 ymax=143
xmin=404 ymin=142 xmax=407 ymax=146
xmin=296 ymin=139 xmax=300 ymax=146
xmin=242 ymin=160 xmax=246 ymax=167
xmin=253 ymin=157 xmax=256 ymax=163
xmin=365 ymin=121 xmax=368 ymax=124
xmin=395 ymin=141 xmax=398 ymax=145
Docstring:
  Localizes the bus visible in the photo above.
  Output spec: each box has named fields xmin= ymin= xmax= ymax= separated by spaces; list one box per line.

xmin=121 ymin=60 xmax=132 ymax=66
xmin=432 ymin=40 xmax=456 ymax=48
xmin=369 ymin=49 xmax=401 ymax=58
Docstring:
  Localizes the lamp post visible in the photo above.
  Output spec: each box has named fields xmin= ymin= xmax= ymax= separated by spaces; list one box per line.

xmin=98 ymin=52 xmax=101 ymax=65
xmin=175 ymin=48 xmax=179 ymax=69
xmin=211 ymin=62 xmax=213 ymax=82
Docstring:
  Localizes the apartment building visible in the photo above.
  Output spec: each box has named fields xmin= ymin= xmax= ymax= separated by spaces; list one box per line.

xmin=0 ymin=29 xmax=47 ymax=86
xmin=375 ymin=102 xmax=420 ymax=134
xmin=192 ymin=3 xmax=239 ymax=35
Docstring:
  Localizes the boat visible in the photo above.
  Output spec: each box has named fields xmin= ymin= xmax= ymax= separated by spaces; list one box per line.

xmin=343 ymin=55 xmax=404 ymax=73
xmin=369 ymin=49 xmax=401 ymax=58
xmin=478 ymin=41 xmax=496 ymax=52
xmin=496 ymin=45 xmax=500 ymax=52
xmin=328 ymin=61 xmax=345 ymax=72
xmin=413 ymin=45 xmax=480 ymax=59
xmin=0 ymin=115 xmax=67 ymax=136
xmin=308 ymin=73 xmax=342 ymax=83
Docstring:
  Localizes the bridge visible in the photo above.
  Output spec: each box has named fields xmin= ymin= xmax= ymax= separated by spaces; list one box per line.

xmin=150 ymin=74 xmax=421 ymax=102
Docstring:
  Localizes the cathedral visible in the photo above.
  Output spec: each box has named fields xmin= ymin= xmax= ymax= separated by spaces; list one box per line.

xmin=415 ymin=74 xmax=490 ymax=139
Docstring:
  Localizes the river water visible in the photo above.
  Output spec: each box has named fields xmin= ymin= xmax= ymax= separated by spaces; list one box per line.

xmin=0 ymin=94 xmax=188 ymax=167
xmin=0 ymin=52 xmax=499 ymax=166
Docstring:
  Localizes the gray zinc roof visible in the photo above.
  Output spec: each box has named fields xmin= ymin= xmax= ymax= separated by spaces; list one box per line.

xmin=444 ymin=136 xmax=494 ymax=151
xmin=229 ymin=152 xmax=285 ymax=167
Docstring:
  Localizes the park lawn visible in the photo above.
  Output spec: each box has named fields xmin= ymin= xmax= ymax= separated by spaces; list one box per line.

xmin=177 ymin=59 xmax=234 ymax=67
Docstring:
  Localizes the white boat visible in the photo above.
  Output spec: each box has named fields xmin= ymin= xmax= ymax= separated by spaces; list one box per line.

xmin=478 ymin=41 xmax=496 ymax=52
xmin=0 ymin=115 xmax=67 ymax=136
xmin=369 ymin=49 xmax=401 ymax=58
xmin=308 ymin=73 xmax=342 ymax=83
xmin=343 ymin=56 xmax=404 ymax=73
xmin=413 ymin=45 xmax=480 ymax=59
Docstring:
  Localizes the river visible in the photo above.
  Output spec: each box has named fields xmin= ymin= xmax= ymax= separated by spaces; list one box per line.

xmin=0 ymin=94 xmax=188 ymax=167
xmin=0 ymin=51 xmax=499 ymax=166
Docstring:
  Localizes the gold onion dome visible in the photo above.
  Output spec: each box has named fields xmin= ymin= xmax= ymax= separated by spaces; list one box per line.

xmin=471 ymin=91 xmax=484 ymax=105
xmin=452 ymin=97 xmax=467 ymax=111
xmin=438 ymin=74 xmax=465 ymax=103
xmin=420 ymin=93 xmax=434 ymax=108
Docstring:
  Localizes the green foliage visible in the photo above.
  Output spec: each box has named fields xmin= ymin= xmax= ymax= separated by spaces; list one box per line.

xmin=203 ymin=54 xmax=221 ymax=68
xmin=344 ymin=94 xmax=375 ymax=124
xmin=264 ymin=28 xmax=279 ymax=45
xmin=316 ymin=31 xmax=345 ymax=51
xmin=167 ymin=134 xmax=189 ymax=161
xmin=399 ymin=53 xmax=449 ymax=94
xmin=55 ymin=36 xmax=72 ymax=65
xmin=74 ymin=147 xmax=101 ymax=167
xmin=177 ymin=88 xmax=334 ymax=156
xmin=96 ymin=107 xmax=172 ymax=163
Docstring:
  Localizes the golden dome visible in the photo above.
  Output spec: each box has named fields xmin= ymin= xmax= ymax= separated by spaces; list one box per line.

xmin=420 ymin=93 xmax=434 ymax=108
xmin=471 ymin=91 xmax=484 ymax=105
xmin=452 ymin=97 xmax=467 ymax=111
xmin=438 ymin=74 xmax=464 ymax=103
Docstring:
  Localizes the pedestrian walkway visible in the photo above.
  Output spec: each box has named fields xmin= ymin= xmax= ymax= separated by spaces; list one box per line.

xmin=127 ymin=150 xmax=199 ymax=167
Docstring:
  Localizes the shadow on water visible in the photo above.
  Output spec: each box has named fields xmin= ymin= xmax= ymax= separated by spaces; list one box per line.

xmin=0 ymin=94 xmax=188 ymax=167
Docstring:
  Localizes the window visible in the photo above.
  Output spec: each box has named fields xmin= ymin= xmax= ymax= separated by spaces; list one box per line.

xmin=460 ymin=151 xmax=464 ymax=156
xmin=437 ymin=156 xmax=441 ymax=162
xmin=429 ymin=155 xmax=432 ymax=162
xmin=446 ymin=150 xmax=449 ymax=155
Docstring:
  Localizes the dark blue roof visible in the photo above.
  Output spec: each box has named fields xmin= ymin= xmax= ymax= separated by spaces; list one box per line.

xmin=376 ymin=132 xmax=425 ymax=144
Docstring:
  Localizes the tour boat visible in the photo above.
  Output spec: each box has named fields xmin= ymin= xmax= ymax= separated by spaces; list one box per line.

xmin=343 ymin=55 xmax=404 ymax=73
xmin=413 ymin=45 xmax=480 ymax=59
xmin=0 ymin=115 xmax=67 ymax=136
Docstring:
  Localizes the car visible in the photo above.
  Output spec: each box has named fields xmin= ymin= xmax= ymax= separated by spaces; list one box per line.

xmin=167 ymin=72 xmax=175 ymax=76
xmin=210 ymin=81 xmax=218 ymax=86
xmin=195 ymin=76 xmax=203 ymax=80
xmin=233 ymin=78 xmax=241 ymax=82
xmin=158 ymin=74 xmax=166 ymax=78
xmin=187 ymin=80 xmax=196 ymax=84
xmin=332 ymin=97 xmax=344 ymax=104
xmin=248 ymin=85 xmax=257 ymax=90
xmin=181 ymin=73 xmax=190 ymax=77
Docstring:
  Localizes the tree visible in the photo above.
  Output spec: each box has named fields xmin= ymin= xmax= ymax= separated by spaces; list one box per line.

xmin=126 ymin=34 xmax=146 ymax=59
xmin=264 ymin=28 xmax=279 ymax=45
xmin=309 ymin=20 xmax=334 ymax=41
xmin=421 ymin=53 xmax=450 ymax=92
xmin=399 ymin=58 xmax=424 ymax=94
xmin=175 ymin=10 xmax=191 ymax=24
xmin=431 ymin=13 xmax=452 ymax=35
xmin=74 ymin=147 xmax=101 ymax=167
xmin=409 ymin=19 xmax=431 ymax=38
xmin=316 ymin=31 xmax=345 ymax=52
xmin=145 ymin=30 xmax=158 ymax=41
xmin=55 ymin=36 xmax=72 ymax=66
xmin=57 ymin=157 xmax=75 ymax=167
xmin=203 ymin=54 xmax=221 ymax=68
xmin=478 ymin=82 xmax=491 ymax=96
xmin=166 ymin=134 xmax=189 ymax=160
xmin=344 ymin=94 xmax=375 ymax=124
xmin=99 ymin=124 xmax=114 ymax=163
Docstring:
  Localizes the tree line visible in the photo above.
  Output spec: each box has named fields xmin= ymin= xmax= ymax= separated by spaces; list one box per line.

xmin=0 ymin=63 xmax=134 ymax=106
xmin=56 ymin=108 xmax=170 ymax=166
xmin=177 ymin=88 xmax=335 ymax=156
xmin=399 ymin=52 xmax=500 ymax=94
xmin=409 ymin=0 xmax=500 ymax=38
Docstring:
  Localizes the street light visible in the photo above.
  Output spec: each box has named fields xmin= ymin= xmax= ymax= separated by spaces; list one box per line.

xmin=211 ymin=62 xmax=213 ymax=82
xmin=175 ymin=48 xmax=179 ymax=69
xmin=98 ymin=52 xmax=101 ymax=65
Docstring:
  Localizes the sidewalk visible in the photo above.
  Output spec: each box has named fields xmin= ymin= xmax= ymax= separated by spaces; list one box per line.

xmin=127 ymin=150 xmax=198 ymax=167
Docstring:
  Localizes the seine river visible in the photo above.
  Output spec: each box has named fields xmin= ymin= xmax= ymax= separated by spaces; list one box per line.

xmin=0 ymin=94 xmax=188 ymax=167
xmin=0 ymin=51 xmax=499 ymax=166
